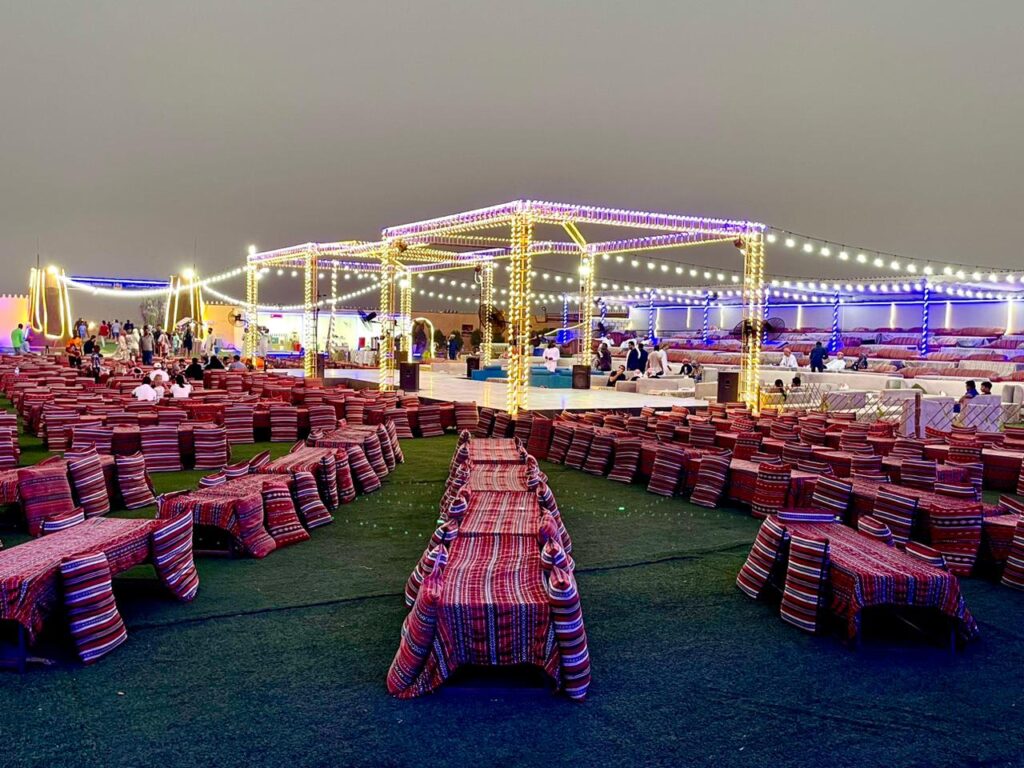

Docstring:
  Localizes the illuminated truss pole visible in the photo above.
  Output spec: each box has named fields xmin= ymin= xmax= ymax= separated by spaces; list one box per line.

xmin=562 ymin=222 xmax=593 ymax=365
xmin=480 ymin=261 xmax=495 ymax=364
xmin=303 ymin=250 xmax=317 ymax=377
xmin=507 ymin=213 xmax=534 ymax=415
xmin=399 ymin=270 xmax=413 ymax=362
xmin=739 ymin=231 xmax=766 ymax=411
xmin=328 ymin=264 xmax=338 ymax=355
xmin=244 ymin=256 xmax=259 ymax=359
xmin=378 ymin=243 xmax=399 ymax=390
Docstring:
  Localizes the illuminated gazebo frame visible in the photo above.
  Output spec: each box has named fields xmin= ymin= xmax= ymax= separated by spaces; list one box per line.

xmin=243 ymin=201 xmax=765 ymax=413
xmin=383 ymin=200 xmax=767 ymax=414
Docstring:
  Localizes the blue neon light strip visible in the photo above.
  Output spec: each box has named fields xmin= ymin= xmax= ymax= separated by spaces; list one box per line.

xmin=70 ymin=275 xmax=170 ymax=290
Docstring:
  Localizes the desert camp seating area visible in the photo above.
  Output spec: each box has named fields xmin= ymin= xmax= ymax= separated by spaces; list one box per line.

xmin=1 ymin=348 xmax=1024 ymax=765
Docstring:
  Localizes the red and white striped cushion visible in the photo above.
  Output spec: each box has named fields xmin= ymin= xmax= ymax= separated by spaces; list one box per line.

xmin=384 ymin=410 xmax=413 ymax=442
xmin=1000 ymin=516 xmax=1024 ymax=590
xmin=690 ymin=451 xmax=731 ymax=508
xmin=607 ymin=436 xmax=641 ymax=484
xmin=363 ymin=433 xmax=389 ymax=478
xmin=387 ymin=563 xmax=444 ymax=698
xmin=750 ymin=463 xmax=792 ymax=519
xmin=223 ymin=404 xmax=256 ymax=444
xmin=71 ymin=425 xmax=113 ymax=455
xmin=307 ymin=405 xmax=338 ymax=433
xmin=779 ymin=533 xmax=830 ymax=633
xmin=417 ymin=404 xmax=445 ymax=438
xmin=151 ymin=510 xmax=200 ymax=600
xmin=115 ymin=452 xmax=156 ymax=509
xmin=647 ymin=444 xmax=688 ymax=497
xmin=491 ymin=411 xmax=512 ymax=439
xmin=547 ymin=422 xmax=574 ymax=464
xmin=521 ymin=416 xmax=552 ymax=460
xmin=582 ymin=432 xmax=615 ymax=476
xmin=0 ymin=426 xmax=17 ymax=469
xmin=736 ymin=516 xmax=787 ymax=599
xmin=65 ymin=447 xmax=111 ymax=517
xmin=41 ymin=507 xmax=86 ymax=534
xmin=809 ymin=475 xmax=853 ymax=518
xmin=383 ymin=419 xmax=403 ymax=464
xmin=905 ymin=542 xmax=947 ymax=570
xmin=474 ymin=408 xmax=495 ymax=438
xmin=347 ymin=445 xmax=381 ymax=493
xmin=269 ymin=404 xmax=299 ymax=442
xmin=262 ymin=481 xmax=311 ymax=547
xmin=60 ymin=551 xmax=128 ymax=664
xmin=857 ymin=515 xmax=894 ymax=546
xmin=453 ymin=401 xmax=478 ymax=432
xmin=564 ymin=426 xmax=594 ymax=470
xmin=291 ymin=471 xmax=333 ymax=529
xmin=872 ymin=487 xmax=919 ymax=546
xmin=18 ymin=464 xmax=77 ymax=536
xmin=545 ymin=566 xmax=591 ymax=701
xmin=376 ymin=425 xmax=396 ymax=471
xmin=335 ymin=450 xmax=357 ymax=504
xmin=140 ymin=424 xmax=183 ymax=472
xmin=193 ymin=426 xmax=229 ymax=470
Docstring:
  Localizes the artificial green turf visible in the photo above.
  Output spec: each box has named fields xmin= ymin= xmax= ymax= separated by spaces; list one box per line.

xmin=2 ymin=425 xmax=1024 ymax=768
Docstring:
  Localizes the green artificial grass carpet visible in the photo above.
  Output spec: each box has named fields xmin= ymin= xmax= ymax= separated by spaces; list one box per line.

xmin=2 ymin=428 xmax=1024 ymax=768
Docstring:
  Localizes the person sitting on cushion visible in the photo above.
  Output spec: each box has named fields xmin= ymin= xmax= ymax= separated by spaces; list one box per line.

xmin=825 ymin=351 xmax=847 ymax=372
xmin=954 ymin=380 xmax=978 ymax=413
xmin=607 ymin=365 xmax=627 ymax=387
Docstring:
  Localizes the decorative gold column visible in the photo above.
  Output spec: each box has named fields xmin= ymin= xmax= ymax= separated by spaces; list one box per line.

xmin=399 ymin=271 xmax=413 ymax=362
xmin=480 ymin=261 xmax=495 ymax=365
xmin=303 ymin=251 xmax=317 ymax=378
xmin=244 ymin=260 xmax=259 ymax=359
xmin=507 ymin=213 xmax=534 ymax=415
xmin=738 ymin=230 xmax=766 ymax=412
xmin=579 ymin=252 xmax=595 ymax=365
xmin=378 ymin=244 xmax=398 ymax=390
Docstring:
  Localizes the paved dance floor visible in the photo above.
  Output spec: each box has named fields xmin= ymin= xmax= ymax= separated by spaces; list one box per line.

xmin=327 ymin=368 xmax=708 ymax=412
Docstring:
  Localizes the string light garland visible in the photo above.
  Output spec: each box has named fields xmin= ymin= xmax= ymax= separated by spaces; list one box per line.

xmin=766 ymin=227 xmax=1017 ymax=281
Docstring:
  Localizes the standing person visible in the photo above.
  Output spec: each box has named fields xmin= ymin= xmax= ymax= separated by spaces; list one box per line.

xmin=646 ymin=343 xmax=669 ymax=377
xmin=542 ymin=341 xmax=560 ymax=373
xmin=596 ymin=342 xmax=612 ymax=372
xmin=157 ymin=330 xmax=171 ymax=358
xmin=636 ymin=342 xmax=649 ymax=375
xmin=809 ymin=341 xmax=828 ymax=373
xmin=201 ymin=327 xmax=216 ymax=358
xmin=98 ymin=320 xmax=109 ymax=347
xmin=447 ymin=332 xmax=460 ymax=360
xmin=625 ymin=341 xmax=641 ymax=379
xmin=20 ymin=325 xmax=32 ymax=353
xmin=183 ymin=326 xmax=194 ymax=356
xmin=77 ymin=318 xmax=88 ymax=340
xmin=124 ymin=318 xmax=134 ymax=336
xmin=128 ymin=330 xmax=140 ymax=360
xmin=139 ymin=326 xmax=155 ymax=366
xmin=111 ymin=318 xmax=121 ymax=341
xmin=11 ymin=323 xmax=24 ymax=354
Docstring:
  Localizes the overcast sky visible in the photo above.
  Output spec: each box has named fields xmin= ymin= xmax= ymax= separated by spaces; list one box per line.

xmin=1 ymin=1 xmax=1022 ymax=308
